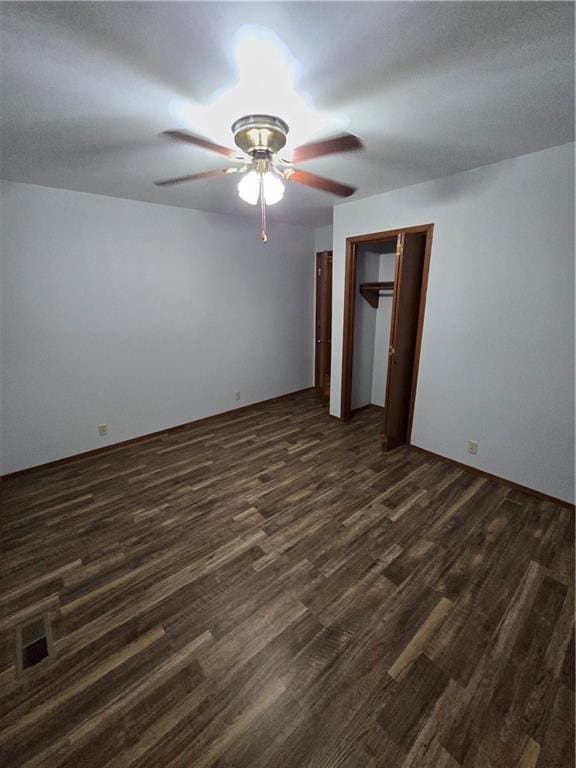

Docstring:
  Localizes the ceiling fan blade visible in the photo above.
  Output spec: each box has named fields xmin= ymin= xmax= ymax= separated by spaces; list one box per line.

xmin=161 ymin=130 xmax=238 ymax=158
xmin=287 ymin=169 xmax=356 ymax=198
xmin=153 ymin=168 xmax=229 ymax=187
xmin=289 ymin=133 xmax=363 ymax=163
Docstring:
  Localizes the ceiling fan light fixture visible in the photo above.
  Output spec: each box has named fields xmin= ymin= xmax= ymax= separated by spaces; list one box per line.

xmin=238 ymin=170 xmax=284 ymax=206
xmin=238 ymin=170 xmax=260 ymax=205
xmin=156 ymin=111 xmax=361 ymax=242
xmin=232 ymin=115 xmax=289 ymax=155
xmin=262 ymin=171 xmax=285 ymax=205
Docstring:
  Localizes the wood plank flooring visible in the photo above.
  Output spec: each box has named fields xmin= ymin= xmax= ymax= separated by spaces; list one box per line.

xmin=0 ymin=391 xmax=573 ymax=768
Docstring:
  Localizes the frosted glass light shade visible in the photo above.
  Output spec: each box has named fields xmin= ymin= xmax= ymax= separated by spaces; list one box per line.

xmin=238 ymin=171 xmax=285 ymax=206
xmin=238 ymin=171 xmax=260 ymax=205
xmin=262 ymin=172 xmax=284 ymax=205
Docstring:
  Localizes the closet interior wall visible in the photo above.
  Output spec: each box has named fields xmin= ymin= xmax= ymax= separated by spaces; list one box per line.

xmin=351 ymin=239 xmax=397 ymax=411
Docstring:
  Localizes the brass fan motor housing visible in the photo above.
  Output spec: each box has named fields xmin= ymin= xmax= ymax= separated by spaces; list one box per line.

xmin=232 ymin=115 xmax=289 ymax=156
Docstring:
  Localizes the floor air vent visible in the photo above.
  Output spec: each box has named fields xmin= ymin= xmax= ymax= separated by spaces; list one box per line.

xmin=17 ymin=614 xmax=53 ymax=671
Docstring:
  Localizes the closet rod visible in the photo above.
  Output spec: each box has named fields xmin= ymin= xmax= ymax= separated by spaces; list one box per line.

xmin=359 ymin=281 xmax=395 ymax=308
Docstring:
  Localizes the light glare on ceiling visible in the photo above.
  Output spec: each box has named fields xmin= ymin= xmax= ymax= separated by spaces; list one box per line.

xmin=176 ymin=25 xmax=347 ymax=148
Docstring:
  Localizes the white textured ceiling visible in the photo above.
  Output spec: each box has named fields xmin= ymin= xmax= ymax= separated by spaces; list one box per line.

xmin=1 ymin=2 xmax=574 ymax=227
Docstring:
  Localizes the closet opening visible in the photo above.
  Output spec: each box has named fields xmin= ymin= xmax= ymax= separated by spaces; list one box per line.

xmin=341 ymin=224 xmax=433 ymax=451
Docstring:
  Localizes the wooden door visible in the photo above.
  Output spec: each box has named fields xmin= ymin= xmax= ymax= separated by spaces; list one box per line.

xmin=315 ymin=251 xmax=333 ymax=405
xmin=382 ymin=233 xmax=426 ymax=450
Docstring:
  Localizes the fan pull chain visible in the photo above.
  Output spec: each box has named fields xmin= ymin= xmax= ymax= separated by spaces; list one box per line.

xmin=259 ymin=174 xmax=268 ymax=243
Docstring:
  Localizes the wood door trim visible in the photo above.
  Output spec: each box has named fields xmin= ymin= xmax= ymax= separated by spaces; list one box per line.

xmin=341 ymin=240 xmax=358 ymax=421
xmin=315 ymin=251 xmax=333 ymax=405
xmin=407 ymin=225 xmax=434 ymax=437
xmin=381 ymin=233 xmax=405 ymax=449
xmin=314 ymin=251 xmax=323 ymax=392
xmin=341 ymin=223 xmax=433 ymax=431
xmin=346 ymin=223 xmax=432 ymax=244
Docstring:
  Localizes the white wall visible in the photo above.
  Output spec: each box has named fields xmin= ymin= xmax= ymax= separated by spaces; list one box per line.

xmin=314 ymin=225 xmax=333 ymax=254
xmin=351 ymin=249 xmax=379 ymax=409
xmin=0 ymin=182 xmax=315 ymax=474
xmin=332 ymin=143 xmax=575 ymax=503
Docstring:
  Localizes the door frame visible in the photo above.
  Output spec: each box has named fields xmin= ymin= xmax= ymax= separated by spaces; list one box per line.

xmin=314 ymin=250 xmax=333 ymax=405
xmin=340 ymin=223 xmax=434 ymax=438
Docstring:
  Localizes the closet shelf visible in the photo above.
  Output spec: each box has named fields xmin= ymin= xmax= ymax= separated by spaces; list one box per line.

xmin=359 ymin=281 xmax=394 ymax=308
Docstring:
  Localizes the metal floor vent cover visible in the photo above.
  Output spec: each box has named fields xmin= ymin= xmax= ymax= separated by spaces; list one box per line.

xmin=16 ymin=614 xmax=54 ymax=672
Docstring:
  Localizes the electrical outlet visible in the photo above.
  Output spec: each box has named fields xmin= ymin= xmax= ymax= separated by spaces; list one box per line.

xmin=98 ymin=424 xmax=108 ymax=437
xmin=467 ymin=440 xmax=478 ymax=455
xmin=235 ymin=391 xmax=241 ymax=401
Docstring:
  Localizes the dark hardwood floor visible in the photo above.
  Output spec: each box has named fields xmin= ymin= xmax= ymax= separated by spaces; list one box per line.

xmin=0 ymin=391 xmax=573 ymax=768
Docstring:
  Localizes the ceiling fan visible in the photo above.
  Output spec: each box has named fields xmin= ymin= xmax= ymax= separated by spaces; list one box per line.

xmin=153 ymin=115 xmax=363 ymax=241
